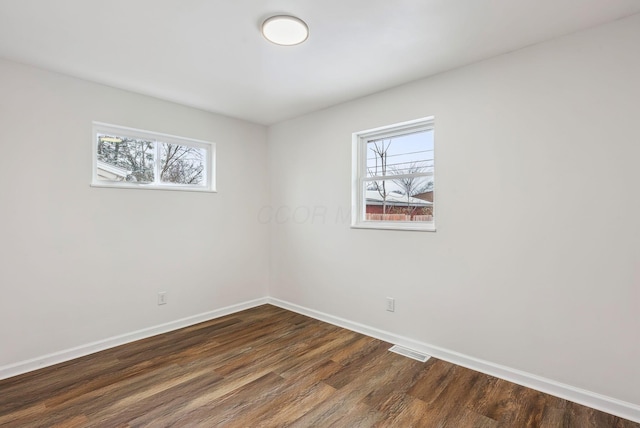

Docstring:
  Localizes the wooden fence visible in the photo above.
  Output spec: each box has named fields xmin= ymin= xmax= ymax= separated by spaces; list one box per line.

xmin=366 ymin=214 xmax=433 ymax=222
xmin=412 ymin=215 xmax=434 ymax=222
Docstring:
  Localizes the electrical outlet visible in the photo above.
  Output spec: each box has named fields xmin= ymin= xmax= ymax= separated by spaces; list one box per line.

xmin=386 ymin=297 xmax=395 ymax=312
xmin=158 ymin=291 xmax=167 ymax=305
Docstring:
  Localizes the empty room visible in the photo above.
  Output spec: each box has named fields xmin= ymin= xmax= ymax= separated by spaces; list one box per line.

xmin=1 ymin=1 xmax=639 ymax=426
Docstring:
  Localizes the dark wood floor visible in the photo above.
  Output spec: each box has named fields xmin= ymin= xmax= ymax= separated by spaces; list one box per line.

xmin=0 ymin=305 xmax=637 ymax=427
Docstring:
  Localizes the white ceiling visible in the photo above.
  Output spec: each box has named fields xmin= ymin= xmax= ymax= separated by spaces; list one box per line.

xmin=0 ymin=0 xmax=638 ymax=125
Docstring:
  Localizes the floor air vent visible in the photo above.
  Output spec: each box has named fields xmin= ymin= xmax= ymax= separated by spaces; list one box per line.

xmin=389 ymin=345 xmax=430 ymax=362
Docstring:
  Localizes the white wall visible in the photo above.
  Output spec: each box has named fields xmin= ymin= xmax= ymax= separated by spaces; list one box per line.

xmin=0 ymin=59 xmax=269 ymax=368
xmin=267 ymin=14 xmax=640 ymax=405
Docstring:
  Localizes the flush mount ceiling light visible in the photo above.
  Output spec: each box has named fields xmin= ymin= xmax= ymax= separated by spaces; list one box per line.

xmin=262 ymin=15 xmax=309 ymax=46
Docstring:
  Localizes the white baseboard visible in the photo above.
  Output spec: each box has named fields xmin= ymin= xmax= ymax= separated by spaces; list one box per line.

xmin=0 ymin=297 xmax=269 ymax=381
xmin=268 ymin=297 xmax=640 ymax=424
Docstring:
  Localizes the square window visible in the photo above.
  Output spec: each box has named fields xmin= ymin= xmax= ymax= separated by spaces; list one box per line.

xmin=352 ymin=117 xmax=434 ymax=231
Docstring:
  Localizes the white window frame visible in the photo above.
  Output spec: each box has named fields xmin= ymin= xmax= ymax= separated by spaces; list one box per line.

xmin=352 ymin=116 xmax=435 ymax=232
xmin=91 ymin=122 xmax=216 ymax=192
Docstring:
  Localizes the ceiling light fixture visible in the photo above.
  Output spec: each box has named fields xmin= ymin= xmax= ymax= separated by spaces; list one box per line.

xmin=262 ymin=15 xmax=309 ymax=46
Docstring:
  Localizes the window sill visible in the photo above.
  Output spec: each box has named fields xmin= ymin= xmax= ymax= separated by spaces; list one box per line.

xmin=351 ymin=222 xmax=436 ymax=232
xmin=90 ymin=183 xmax=216 ymax=193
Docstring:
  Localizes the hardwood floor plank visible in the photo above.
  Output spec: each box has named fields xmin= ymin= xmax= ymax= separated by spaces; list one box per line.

xmin=0 ymin=403 xmax=47 ymax=427
xmin=275 ymin=329 xmax=360 ymax=379
xmin=50 ymin=415 xmax=89 ymax=427
xmin=1 ymin=304 xmax=638 ymax=427
xmin=360 ymin=355 xmax=425 ymax=410
xmin=162 ymin=371 xmax=287 ymax=426
xmin=228 ymin=380 xmax=336 ymax=427
xmin=540 ymin=406 xmax=569 ymax=428
xmin=406 ymin=358 xmax=457 ymax=404
xmin=469 ymin=377 xmax=523 ymax=421
xmin=374 ymin=392 xmax=441 ymax=427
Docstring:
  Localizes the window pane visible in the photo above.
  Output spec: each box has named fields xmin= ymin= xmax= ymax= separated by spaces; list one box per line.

xmin=364 ymin=178 xmax=434 ymax=222
xmin=96 ymin=134 xmax=155 ymax=183
xmin=159 ymin=143 xmax=206 ymax=185
xmin=366 ymin=129 xmax=434 ymax=178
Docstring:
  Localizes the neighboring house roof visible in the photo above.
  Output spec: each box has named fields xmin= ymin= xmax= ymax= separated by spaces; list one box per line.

xmin=97 ymin=160 xmax=131 ymax=181
xmin=412 ymin=191 xmax=434 ymax=202
xmin=365 ymin=190 xmax=433 ymax=207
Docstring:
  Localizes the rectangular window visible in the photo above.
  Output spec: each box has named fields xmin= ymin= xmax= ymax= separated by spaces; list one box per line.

xmin=92 ymin=122 xmax=215 ymax=192
xmin=352 ymin=117 xmax=435 ymax=231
